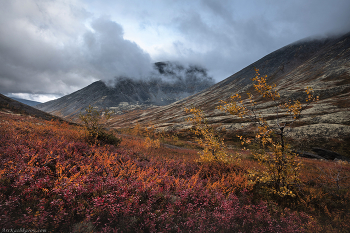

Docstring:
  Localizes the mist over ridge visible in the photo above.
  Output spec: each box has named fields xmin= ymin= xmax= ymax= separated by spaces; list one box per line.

xmin=35 ymin=61 xmax=215 ymax=117
xmin=104 ymin=61 xmax=215 ymax=93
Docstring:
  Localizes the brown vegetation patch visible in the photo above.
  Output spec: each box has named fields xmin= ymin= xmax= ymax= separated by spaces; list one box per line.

xmin=298 ymin=69 xmax=324 ymax=85
xmin=338 ymin=86 xmax=350 ymax=95
xmin=290 ymin=135 xmax=350 ymax=159
xmin=334 ymin=97 xmax=350 ymax=108
xmin=322 ymin=71 xmax=350 ymax=85
xmin=290 ymin=120 xmax=314 ymax=127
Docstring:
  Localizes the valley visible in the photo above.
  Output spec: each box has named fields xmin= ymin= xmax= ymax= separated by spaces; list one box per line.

xmin=1 ymin=104 xmax=350 ymax=232
xmin=1 ymin=32 xmax=350 ymax=232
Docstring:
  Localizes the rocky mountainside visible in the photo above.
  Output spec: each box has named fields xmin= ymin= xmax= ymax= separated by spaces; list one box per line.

xmin=108 ymin=32 xmax=350 ymax=153
xmin=35 ymin=62 xmax=214 ymax=118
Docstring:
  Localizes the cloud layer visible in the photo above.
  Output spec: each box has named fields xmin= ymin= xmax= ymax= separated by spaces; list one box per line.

xmin=1 ymin=0 xmax=350 ymax=102
xmin=0 ymin=0 xmax=153 ymax=100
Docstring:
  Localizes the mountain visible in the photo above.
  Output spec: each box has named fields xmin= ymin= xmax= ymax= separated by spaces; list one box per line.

xmin=106 ymin=32 xmax=350 ymax=154
xmin=35 ymin=62 xmax=215 ymax=118
xmin=6 ymin=96 xmax=41 ymax=106
xmin=0 ymin=93 xmax=65 ymax=121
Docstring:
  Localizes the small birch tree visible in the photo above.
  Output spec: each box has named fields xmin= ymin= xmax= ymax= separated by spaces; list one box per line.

xmin=185 ymin=107 xmax=228 ymax=163
xmin=218 ymin=68 xmax=318 ymax=197
xmin=79 ymin=105 xmax=121 ymax=146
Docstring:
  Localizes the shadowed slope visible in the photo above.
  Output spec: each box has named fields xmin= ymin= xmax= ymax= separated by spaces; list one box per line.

xmin=0 ymin=93 xmax=65 ymax=121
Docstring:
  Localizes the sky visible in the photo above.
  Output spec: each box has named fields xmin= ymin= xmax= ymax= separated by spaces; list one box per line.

xmin=1 ymin=0 xmax=350 ymax=102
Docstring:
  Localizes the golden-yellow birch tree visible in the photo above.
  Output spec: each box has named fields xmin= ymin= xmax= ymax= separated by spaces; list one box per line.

xmin=218 ymin=68 xmax=318 ymax=197
xmin=185 ymin=107 xmax=228 ymax=163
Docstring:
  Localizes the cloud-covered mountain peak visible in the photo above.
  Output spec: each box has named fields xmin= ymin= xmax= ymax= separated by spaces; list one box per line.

xmin=36 ymin=62 xmax=215 ymax=118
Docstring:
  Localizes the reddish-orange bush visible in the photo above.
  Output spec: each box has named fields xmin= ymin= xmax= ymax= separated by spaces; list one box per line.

xmin=1 ymin=111 xmax=347 ymax=232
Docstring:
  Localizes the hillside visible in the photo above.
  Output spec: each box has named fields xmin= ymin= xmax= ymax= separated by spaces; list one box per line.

xmin=1 ymin=99 xmax=350 ymax=232
xmin=0 ymin=93 xmax=65 ymax=121
xmin=107 ymin=32 xmax=350 ymax=154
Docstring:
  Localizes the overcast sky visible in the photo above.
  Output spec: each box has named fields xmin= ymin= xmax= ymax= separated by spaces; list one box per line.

xmin=1 ymin=0 xmax=350 ymax=102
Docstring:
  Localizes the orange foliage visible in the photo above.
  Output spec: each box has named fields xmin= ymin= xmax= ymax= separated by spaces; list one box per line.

xmin=0 ymin=110 xmax=349 ymax=232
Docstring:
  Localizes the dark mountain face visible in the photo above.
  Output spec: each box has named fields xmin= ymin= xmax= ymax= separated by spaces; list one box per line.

xmin=108 ymin=32 xmax=350 ymax=153
xmin=35 ymin=62 xmax=215 ymax=118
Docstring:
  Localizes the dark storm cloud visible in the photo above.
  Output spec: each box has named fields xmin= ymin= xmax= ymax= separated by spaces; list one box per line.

xmin=273 ymin=0 xmax=350 ymax=36
xmin=154 ymin=0 xmax=350 ymax=81
xmin=1 ymin=0 xmax=350 ymax=101
xmin=82 ymin=18 xmax=152 ymax=82
xmin=0 ymin=0 xmax=89 ymax=96
xmin=0 ymin=0 xmax=152 ymax=98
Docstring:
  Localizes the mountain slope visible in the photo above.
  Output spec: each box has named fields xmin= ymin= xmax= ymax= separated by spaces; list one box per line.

xmin=0 ymin=93 xmax=65 ymax=121
xmin=108 ymin=32 xmax=350 ymax=146
xmin=35 ymin=62 xmax=215 ymax=118
xmin=6 ymin=96 xmax=41 ymax=106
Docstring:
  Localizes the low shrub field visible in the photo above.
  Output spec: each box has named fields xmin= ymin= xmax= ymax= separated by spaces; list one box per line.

xmin=1 ymin=111 xmax=349 ymax=232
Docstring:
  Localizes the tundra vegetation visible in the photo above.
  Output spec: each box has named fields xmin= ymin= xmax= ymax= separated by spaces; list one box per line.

xmin=0 ymin=69 xmax=349 ymax=232
xmin=79 ymin=105 xmax=121 ymax=146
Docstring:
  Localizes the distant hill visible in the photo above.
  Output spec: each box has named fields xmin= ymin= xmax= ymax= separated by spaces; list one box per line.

xmin=6 ymin=96 xmax=41 ymax=106
xmin=0 ymin=93 xmax=66 ymax=122
xmin=35 ymin=62 xmax=215 ymax=119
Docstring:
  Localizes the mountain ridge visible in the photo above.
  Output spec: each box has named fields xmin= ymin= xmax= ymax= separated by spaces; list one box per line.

xmin=35 ymin=62 xmax=215 ymax=118
xmin=0 ymin=93 xmax=66 ymax=121
xmin=34 ymin=32 xmax=350 ymax=156
xmin=105 ymin=32 xmax=350 ymax=154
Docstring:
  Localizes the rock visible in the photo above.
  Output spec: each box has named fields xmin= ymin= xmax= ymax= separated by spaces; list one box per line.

xmin=312 ymin=147 xmax=349 ymax=161
xmin=294 ymin=150 xmax=325 ymax=160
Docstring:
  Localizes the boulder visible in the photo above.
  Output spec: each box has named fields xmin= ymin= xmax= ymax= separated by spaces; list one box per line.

xmin=294 ymin=150 xmax=325 ymax=160
xmin=312 ymin=147 xmax=349 ymax=161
